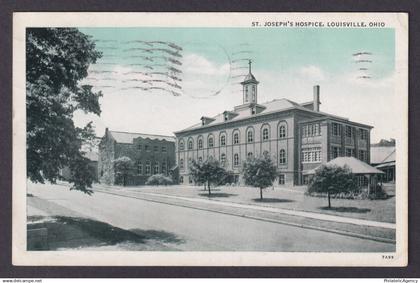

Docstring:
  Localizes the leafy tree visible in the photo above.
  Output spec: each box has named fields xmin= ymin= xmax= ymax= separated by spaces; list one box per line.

xmin=242 ymin=154 xmax=278 ymax=200
xmin=113 ymin=156 xmax=134 ymax=186
xmin=307 ymin=165 xmax=358 ymax=208
xmin=26 ymin=28 xmax=102 ymax=193
xmin=189 ymin=159 xmax=227 ymax=196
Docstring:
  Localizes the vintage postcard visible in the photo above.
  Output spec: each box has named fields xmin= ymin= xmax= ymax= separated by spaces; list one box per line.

xmin=13 ymin=12 xmax=408 ymax=266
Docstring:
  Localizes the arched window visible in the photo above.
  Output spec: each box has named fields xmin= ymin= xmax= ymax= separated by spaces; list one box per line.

xmin=220 ymin=134 xmax=226 ymax=146
xmin=180 ymin=159 xmax=184 ymax=170
xmin=136 ymin=161 xmax=143 ymax=175
xmin=188 ymin=139 xmax=193 ymax=150
xmin=279 ymin=125 xmax=286 ymax=138
xmin=145 ymin=161 xmax=151 ymax=175
xmin=154 ymin=162 xmax=159 ymax=174
xmin=188 ymin=158 xmax=192 ymax=167
xmin=234 ymin=154 xmax=239 ymax=166
xmin=247 ymin=152 xmax=253 ymax=159
xmin=247 ymin=129 xmax=254 ymax=143
xmin=233 ymin=132 xmax=239 ymax=144
xmin=279 ymin=149 xmax=286 ymax=164
xmin=262 ymin=128 xmax=269 ymax=141
xmin=263 ymin=150 xmax=269 ymax=157
xmin=179 ymin=140 xmax=185 ymax=150
xmin=198 ymin=138 xmax=203 ymax=149
xmin=221 ymin=153 xmax=226 ymax=165
xmin=208 ymin=136 xmax=214 ymax=148
xmin=198 ymin=157 xmax=203 ymax=163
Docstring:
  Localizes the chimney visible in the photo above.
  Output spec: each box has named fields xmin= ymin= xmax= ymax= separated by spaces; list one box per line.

xmin=313 ymin=85 xmax=320 ymax=112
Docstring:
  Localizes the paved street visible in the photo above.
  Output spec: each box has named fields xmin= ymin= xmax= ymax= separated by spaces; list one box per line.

xmin=27 ymin=182 xmax=395 ymax=252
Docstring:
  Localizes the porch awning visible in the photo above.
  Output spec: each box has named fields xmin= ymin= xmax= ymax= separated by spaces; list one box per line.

xmin=304 ymin=157 xmax=385 ymax=175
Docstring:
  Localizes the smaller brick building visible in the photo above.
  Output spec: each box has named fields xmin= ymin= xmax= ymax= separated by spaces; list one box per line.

xmin=98 ymin=128 xmax=176 ymax=185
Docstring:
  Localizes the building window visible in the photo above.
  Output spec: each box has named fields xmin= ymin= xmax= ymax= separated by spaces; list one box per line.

xmin=302 ymin=147 xmax=322 ymax=163
xmin=359 ymin=150 xmax=367 ymax=162
xmin=180 ymin=159 xmax=184 ymax=170
xmin=279 ymin=125 xmax=286 ymax=138
xmin=145 ymin=161 xmax=151 ymax=175
xmin=188 ymin=139 xmax=193 ymax=150
xmin=331 ymin=146 xmax=341 ymax=159
xmin=233 ymin=133 xmax=239 ymax=144
xmin=136 ymin=161 xmax=143 ymax=175
xmin=345 ymin=148 xmax=355 ymax=157
xmin=154 ymin=163 xmax=159 ymax=174
xmin=247 ymin=130 xmax=253 ymax=143
xmin=145 ymin=145 xmax=150 ymax=152
xmin=221 ymin=153 xmax=226 ymax=165
xmin=302 ymin=123 xmax=321 ymax=137
xmin=262 ymin=128 xmax=269 ymax=141
xmin=137 ymin=144 xmax=142 ymax=151
xmin=154 ymin=145 xmax=158 ymax=152
xmin=198 ymin=138 xmax=203 ymax=149
xmin=332 ymin=123 xmax=341 ymax=136
xmin=188 ymin=158 xmax=192 ymax=168
xmin=208 ymin=136 xmax=214 ymax=148
xmin=198 ymin=157 xmax=202 ymax=163
xmin=161 ymin=146 xmax=167 ymax=153
xmin=279 ymin=174 xmax=285 ymax=185
xmin=346 ymin=126 xmax=353 ymax=138
xmin=234 ymin=154 xmax=239 ymax=166
xmin=247 ymin=152 xmax=253 ymax=159
xmin=263 ymin=150 xmax=269 ymax=157
xmin=220 ymin=134 xmax=226 ymax=146
xmin=279 ymin=149 xmax=286 ymax=164
xmin=359 ymin=129 xmax=368 ymax=140
xmin=180 ymin=176 xmax=184 ymax=183
xmin=179 ymin=141 xmax=184 ymax=151
xmin=162 ymin=162 xmax=167 ymax=174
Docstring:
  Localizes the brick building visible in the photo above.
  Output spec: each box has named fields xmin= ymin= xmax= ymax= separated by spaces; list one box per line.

xmin=98 ymin=129 xmax=176 ymax=185
xmin=174 ymin=62 xmax=372 ymax=186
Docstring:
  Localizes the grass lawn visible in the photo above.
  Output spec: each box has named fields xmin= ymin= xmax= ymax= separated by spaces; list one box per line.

xmin=111 ymin=183 xmax=396 ymax=223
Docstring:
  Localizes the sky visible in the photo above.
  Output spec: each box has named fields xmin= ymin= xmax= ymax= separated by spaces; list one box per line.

xmin=74 ymin=27 xmax=396 ymax=143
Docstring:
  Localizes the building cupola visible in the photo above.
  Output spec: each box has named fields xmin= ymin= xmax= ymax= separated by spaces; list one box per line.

xmin=241 ymin=60 xmax=259 ymax=104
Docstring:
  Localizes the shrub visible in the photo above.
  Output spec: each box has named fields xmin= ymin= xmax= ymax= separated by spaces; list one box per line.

xmin=145 ymin=174 xmax=173 ymax=186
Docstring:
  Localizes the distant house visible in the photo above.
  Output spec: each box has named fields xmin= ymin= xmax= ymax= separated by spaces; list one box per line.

xmin=371 ymin=146 xmax=395 ymax=183
xmin=98 ymin=128 xmax=176 ymax=186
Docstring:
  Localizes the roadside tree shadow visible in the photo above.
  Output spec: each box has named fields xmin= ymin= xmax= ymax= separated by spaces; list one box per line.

xmin=130 ymin=229 xmax=184 ymax=244
xmin=198 ymin=193 xmax=237 ymax=198
xmin=319 ymin=207 xmax=371 ymax=213
xmin=27 ymin=216 xmax=184 ymax=250
xmin=252 ymin=198 xmax=295 ymax=203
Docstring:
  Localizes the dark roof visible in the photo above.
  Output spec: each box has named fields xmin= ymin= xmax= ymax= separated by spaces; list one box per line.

xmin=109 ymin=131 xmax=175 ymax=143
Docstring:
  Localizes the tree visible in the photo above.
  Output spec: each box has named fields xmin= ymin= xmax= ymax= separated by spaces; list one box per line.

xmin=307 ymin=165 xmax=358 ymax=208
xmin=242 ymin=154 xmax=278 ymax=200
xmin=26 ymin=28 xmax=102 ymax=194
xmin=189 ymin=159 xmax=227 ymax=196
xmin=113 ymin=157 xmax=134 ymax=186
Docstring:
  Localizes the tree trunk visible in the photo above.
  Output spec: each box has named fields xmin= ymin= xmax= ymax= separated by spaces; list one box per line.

xmin=260 ymin=187 xmax=263 ymax=200
xmin=327 ymin=191 xmax=331 ymax=208
xmin=208 ymin=181 xmax=211 ymax=196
